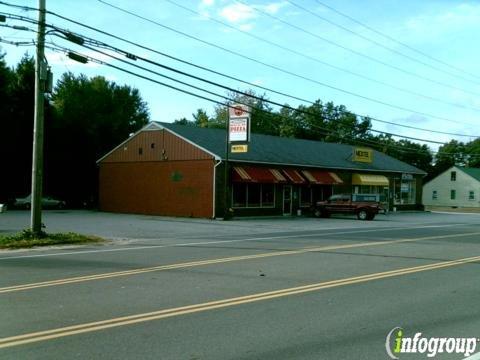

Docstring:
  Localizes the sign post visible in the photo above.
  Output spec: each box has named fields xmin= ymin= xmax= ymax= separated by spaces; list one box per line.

xmin=223 ymin=104 xmax=250 ymax=220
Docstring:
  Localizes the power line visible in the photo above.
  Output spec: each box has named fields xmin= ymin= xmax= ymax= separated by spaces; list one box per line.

xmin=3 ymin=9 xmax=479 ymax=138
xmin=45 ymin=40 xmax=455 ymax=147
xmin=3 ymin=9 xmax=478 ymax=133
xmin=19 ymin=42 xmax=480 ymax=158
xmin=91 ymin=0 xmax=478 ymax=127
xmin=312 ymin=0 xmax=480 ymax=82
xmin=167 ymin=0 xmax=480 ymax=113
xmin=227 ymin=0 xmax=480 ymax=96
xmin=48 ymin=29 xmax=480 ymax=140
xmin=284 ymin=0 xmax=480 ymax=86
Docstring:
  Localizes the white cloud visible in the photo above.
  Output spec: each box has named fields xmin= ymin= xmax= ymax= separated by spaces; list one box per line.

xmin=405 ymin=3 xmax=480 ymax=36
xmin=238 ymin=23 xmax=254 ymax=31
xmin=261 ymin=2 xmax=288 ymax=15
xmin=219 ymin=3 xmax=256 ymax=23
xmin=218 ymin=2 xmax=288 ymax=23
xmin=200 ymin=0 xmax=215 ymax=6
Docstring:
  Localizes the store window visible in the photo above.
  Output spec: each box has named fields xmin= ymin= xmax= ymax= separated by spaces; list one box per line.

xmin=299 ymin=187 xmax=312 ymax=207
xmin=232 ymin=183 xmax=275 ymax=208
xmin=232 ymin=183 xmax=247 ymax=208
xmin=432 ymin=190 xmax=437 ymax=200
xmin=451 ymin=171 xmax=456 ymax=181
xmin=469 ymin=191 xmax=475 ymax=201
xmin=394 ymin=177 xmax=416 ymax=205
xmin=262 ymin=184 xmax=275 ymax=207
xmin=451 ymin=189 xmax=456 ymax=200
xmin=247 ymin=184 xmax=261 ymax=207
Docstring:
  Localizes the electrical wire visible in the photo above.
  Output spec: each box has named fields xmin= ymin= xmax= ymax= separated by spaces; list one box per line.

xmin=91 ymin=1 xmax=478 ymax=127
xmin=48 ymin=29 xmax=480 ymax=140
xmin=312 ymin=0 xmax=480 ymax=82
xmin=283 ymin=0 xmax=480 ymax=86
xmin=6 ymin=9 xmax=478 ymax=134
xmin=166 ymin=0 xmax=480 ymax=113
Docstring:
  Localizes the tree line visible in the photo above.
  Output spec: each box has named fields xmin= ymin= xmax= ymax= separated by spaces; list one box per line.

xmin=175 ymin=91 xmax=480 ymax=179
xmin=1 ymin=52 xmax=478 ymax=206
xmin=0 ymin=53 xmax=149 ymax=205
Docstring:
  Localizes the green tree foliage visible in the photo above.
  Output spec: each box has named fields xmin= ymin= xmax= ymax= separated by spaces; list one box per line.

xmin=48 ymin=73 xmax=149 ymax=204
xmin=433 ymin=140 xmax=468 ymax=178
xmin=0 ymin=54 xmax=36 ymax=202
xmin=0 ymin=53 xmax=149 ymax=205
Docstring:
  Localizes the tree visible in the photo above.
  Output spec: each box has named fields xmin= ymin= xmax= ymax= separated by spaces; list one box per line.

xmin=48 ymin=73 xmax=149 ymax=205
xmin=433 ymin=140 xmax=467 ymax=178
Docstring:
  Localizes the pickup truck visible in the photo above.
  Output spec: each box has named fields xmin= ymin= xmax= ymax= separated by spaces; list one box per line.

xmin=312 ymin=194 xmax=383 ymax=220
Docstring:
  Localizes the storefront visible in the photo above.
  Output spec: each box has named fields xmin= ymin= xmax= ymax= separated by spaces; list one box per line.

xmin=98 ymin=122 xmax=426 ymax=218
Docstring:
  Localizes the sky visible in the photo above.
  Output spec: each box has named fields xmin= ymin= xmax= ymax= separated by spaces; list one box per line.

xmin=1 ymin=0 xmax=480 ymax=151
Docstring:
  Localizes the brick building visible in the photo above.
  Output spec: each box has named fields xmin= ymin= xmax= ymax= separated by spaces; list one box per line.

xmin=98 ymin=122 xmax=426 ymax=218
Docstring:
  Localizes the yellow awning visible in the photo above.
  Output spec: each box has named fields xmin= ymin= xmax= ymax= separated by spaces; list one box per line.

xmin=352 ymin=174 xmax=389 ymax=186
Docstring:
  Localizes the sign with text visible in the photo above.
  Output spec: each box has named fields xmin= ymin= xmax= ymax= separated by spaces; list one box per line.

xmin=353 ymin=147 xmax=373 ymax=163
xmin=228 ymin=104 xmax=250 ymax=143
xmin=231 ymin=144 xmax=248 ymax=153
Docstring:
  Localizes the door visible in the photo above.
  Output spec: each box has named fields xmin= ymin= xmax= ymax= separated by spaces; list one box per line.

xmin=283 ymin=185 xmax=292 ymax=215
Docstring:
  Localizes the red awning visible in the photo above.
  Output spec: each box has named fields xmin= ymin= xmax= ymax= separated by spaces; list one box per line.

xmin=301 ymin=170 xmax=343 ymax=185
xmin=282 ymin=169 xmax=306 ymax=184
xmin=232 ymin=166 xmax=287 ymax=183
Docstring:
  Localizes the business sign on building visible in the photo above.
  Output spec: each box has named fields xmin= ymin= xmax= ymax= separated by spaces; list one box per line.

xmin=353 ymin=147 xmax=373 ymax=163
xmin=231 ymin=144 xmax=248 ymax=153
xmin=228 ymin=104 xmax=250 ymax=143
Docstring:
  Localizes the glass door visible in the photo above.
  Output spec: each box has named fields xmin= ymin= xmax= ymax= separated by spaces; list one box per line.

xmin=283 ymin=185 xmax=292 ymax=215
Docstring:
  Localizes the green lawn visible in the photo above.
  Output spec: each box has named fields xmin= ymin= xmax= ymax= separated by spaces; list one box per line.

xmin=0 ymin=229 xmax=104 ymax=249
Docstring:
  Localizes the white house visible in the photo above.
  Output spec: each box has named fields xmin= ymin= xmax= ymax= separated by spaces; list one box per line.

xmin=423 ymin=166 xmax=480 ymax=209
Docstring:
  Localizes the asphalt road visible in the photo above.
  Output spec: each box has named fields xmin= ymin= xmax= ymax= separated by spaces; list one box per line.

xmin=0 ymin=211 xmax=479 ymax=359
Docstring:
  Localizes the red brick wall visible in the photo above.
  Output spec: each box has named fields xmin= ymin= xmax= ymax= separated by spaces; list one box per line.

xmin=99 ymin=160 xmax=214 ymax=218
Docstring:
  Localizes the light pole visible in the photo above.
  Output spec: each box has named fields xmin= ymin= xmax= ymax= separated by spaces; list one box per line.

xmin=30 ymin=0 xmax=46 ymax=235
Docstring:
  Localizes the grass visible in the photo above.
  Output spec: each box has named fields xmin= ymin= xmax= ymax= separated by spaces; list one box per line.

xmin=0 ymin=229 xmax=104 ymax=249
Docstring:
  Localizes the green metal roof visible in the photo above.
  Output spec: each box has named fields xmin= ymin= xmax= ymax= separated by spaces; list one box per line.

xmin=458 ymin=166 xmax=480 ymax=182
xmin=156 ymin=122 xmax=426 ymax=175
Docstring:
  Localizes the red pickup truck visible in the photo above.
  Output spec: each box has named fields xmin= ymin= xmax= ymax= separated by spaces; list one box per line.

xmin=312 ymin=194 xmax=383 ymax=220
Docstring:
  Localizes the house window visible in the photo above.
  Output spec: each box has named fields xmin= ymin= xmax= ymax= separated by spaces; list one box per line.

xmin=451 ymin=190 xmax=456 ymax=200
xmin=469 ymin=191 xmax=475 ymax=201
xmin=451 ymin=171 xmax=456 ymax=181
xmin=232 ymin=184 xmax=275 ymax=208
xmin=432 ymin=190 xmax=437 ymax=200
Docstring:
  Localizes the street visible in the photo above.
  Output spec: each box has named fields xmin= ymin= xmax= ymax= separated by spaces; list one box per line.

xmin=0 ymin=211 xmax=479 ymax=359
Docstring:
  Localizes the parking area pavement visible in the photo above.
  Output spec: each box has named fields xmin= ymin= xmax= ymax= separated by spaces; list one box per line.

xmin=1 ymin=209 xmax=478 ymax=244
xmin=1 ymin=210 xmax=480 ymax=359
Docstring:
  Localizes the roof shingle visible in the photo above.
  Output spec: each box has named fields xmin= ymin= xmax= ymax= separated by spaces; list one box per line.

xmin=156 ymin=122 xmax=426 ymax=175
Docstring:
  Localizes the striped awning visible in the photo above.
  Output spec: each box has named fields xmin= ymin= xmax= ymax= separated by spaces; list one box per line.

xmin=232 ymin=166 xmax=287 ymax=183
xmin=352 ymin=174 xmax=389 ymax=186
xmin=301 ymin=170 xmax=344 ymax=185
xmin=282 ymin=169 xmax=306 ymax=184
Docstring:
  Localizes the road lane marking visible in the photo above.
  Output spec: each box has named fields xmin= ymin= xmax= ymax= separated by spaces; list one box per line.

xmin=1 ymin=231 xmax=479 ymax=294
xmin=0 ymin=223 xmax=469 ymax=260
xmin=1 ymin=254 xmax=479 ymax=349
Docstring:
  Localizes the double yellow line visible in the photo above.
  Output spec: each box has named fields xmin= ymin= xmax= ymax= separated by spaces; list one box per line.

xmin=1 ymin=253 xmax=480 ymax=349
xmin=1 ymin=231 xmax=480 ymax=294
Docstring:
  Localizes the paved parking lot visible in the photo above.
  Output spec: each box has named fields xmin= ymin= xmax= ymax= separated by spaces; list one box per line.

xmin=0 ymin=210 xmax=479 ymax=359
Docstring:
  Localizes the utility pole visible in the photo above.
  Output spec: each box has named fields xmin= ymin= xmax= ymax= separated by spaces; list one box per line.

xmin=31 ymin=0 xmax=46 ymax=235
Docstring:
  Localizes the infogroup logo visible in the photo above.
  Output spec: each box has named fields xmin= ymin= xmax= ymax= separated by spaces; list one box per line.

xmin=385 ymin=327 xmax=479 ymax=359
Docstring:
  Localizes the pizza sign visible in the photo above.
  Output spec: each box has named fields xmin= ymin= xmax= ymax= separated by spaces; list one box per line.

xmin=228 ymin=104 xmax=250 ymax=143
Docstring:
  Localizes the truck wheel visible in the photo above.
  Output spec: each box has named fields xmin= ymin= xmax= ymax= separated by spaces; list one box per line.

xmin=357 ymin=210 xmax=369 ymax=220
xmin=366 ymin=213 xmax=375 ymax=221
xmin=321 ymin=211 xmax=331 ymax=218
